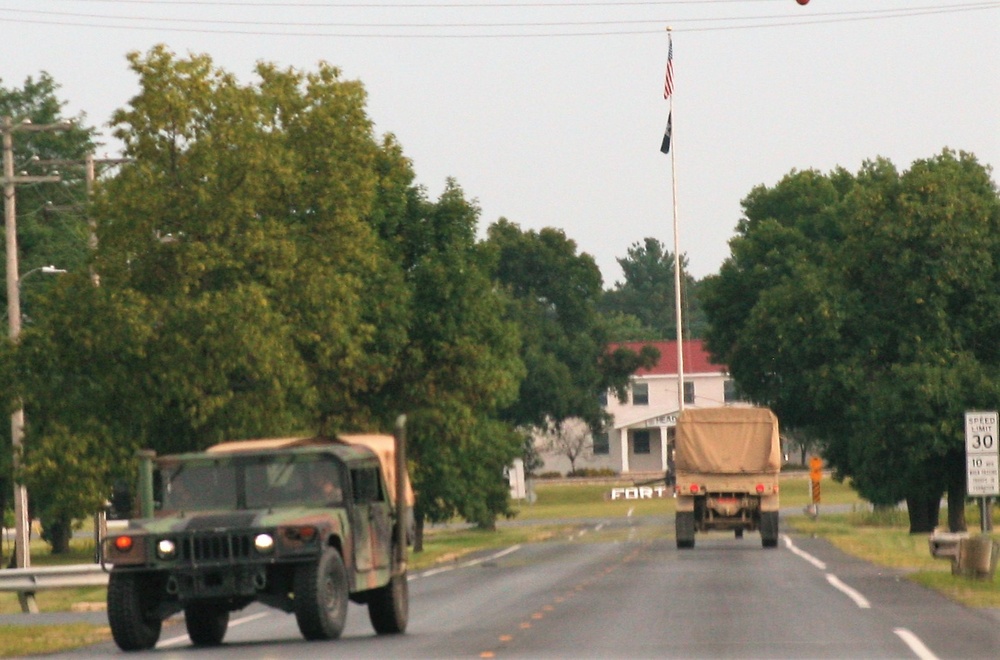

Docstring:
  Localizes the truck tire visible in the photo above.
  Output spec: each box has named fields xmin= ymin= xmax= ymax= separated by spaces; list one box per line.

xmin=675 ymin=511 xmax=695 ymax=549
xmin=185 ymin=602 xmax=230 ymax=646
xmin=760 ymin=511 xmax=779 ymax=548
xmin=107 ymin=571 xmax=163 ymax=651
xmin=368 ymin=572 xmax=409 ymax=634
xmin=294 ymin=547 xmax=349 ymax=640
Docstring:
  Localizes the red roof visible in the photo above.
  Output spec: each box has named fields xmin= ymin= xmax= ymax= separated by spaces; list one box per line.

xmin=609 ymin=339 xmax=726 ymax=376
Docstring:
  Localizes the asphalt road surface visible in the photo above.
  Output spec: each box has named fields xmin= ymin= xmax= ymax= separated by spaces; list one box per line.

xmin=60 ymin=515 xmax=1000 ymax=658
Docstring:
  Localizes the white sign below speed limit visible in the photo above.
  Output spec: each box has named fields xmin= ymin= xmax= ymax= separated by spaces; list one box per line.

xmin=965 ymin=411 xmax=999 ymax=496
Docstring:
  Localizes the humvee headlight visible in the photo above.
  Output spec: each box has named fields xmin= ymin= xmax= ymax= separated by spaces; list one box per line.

xmin=254 ymin=533 xmax=275 ymax=554
xmin=156 ymin=539 xmax=177 ymax=560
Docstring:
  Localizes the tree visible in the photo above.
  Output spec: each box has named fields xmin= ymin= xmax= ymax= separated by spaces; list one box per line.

xmin=539 ymin=418 xmax=591 ymax=475
xmin=373 ymin=182 xmax=525 ymax=543
xmin=701 ymin=151 xmax=1000 ymax=533
xmin=484 ymin=220 xmax=658 ymax=461
xmin=600 ymin=237 xmax=707 ymax=340
xmin=88 ymin=46 xmax=410 ymax=450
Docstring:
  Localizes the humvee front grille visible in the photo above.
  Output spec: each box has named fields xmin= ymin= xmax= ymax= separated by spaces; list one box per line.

xmin=176 ymin=532 xmax=255 ymax=563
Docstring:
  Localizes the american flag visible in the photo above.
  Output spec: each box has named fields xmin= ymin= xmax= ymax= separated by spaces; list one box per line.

xmin=663 ymin=37 xmax=673 ymax=100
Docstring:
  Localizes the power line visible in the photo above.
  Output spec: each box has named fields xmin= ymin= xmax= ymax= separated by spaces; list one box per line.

xmin=7 ymin=2 xmax=998 ymax=29
xmin=51 ymin=0 xmax=791 ymax=8
xmin=2 ymin=2 xmax=996 ymax=36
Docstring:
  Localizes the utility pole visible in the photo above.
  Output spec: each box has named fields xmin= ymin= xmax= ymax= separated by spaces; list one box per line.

xmin=38 ymin=153 xmax=131 ymax=285
xmin=2 ymin=115 xmax=72 ymax=613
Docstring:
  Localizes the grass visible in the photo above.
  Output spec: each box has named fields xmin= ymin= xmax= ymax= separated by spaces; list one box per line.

xmin=0 ymin=623 xmax=110 ymax=656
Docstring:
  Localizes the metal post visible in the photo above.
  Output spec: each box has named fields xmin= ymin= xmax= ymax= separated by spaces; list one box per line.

xmin=93 ymin=508 xmax=108 ymax=563
xmin=137 ymin=450 xmax=157 ymax=519
xmin=393 ymin=415 xmax=409 ymax=572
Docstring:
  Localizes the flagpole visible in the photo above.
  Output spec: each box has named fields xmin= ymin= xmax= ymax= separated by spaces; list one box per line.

xmin=667 ymin=28 xmax=685 ymax=413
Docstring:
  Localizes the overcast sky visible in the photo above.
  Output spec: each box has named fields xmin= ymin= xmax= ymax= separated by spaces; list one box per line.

xmin=3 ymin=1 xmax=998 ymax=284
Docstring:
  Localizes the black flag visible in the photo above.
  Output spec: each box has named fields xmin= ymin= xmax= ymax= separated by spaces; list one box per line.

xmin=660 ymin=112 xmax=672 ymax=154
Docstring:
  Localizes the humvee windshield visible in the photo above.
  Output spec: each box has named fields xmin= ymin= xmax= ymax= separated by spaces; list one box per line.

xmin=156 ymin=454 xmax=344 ymax=512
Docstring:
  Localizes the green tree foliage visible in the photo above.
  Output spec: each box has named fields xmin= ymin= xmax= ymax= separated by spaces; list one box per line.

xmin=375 ymin=181 xmax=525 ymax=537
xmin=86 ymin=46 xmax=409 ymax=449
xmin=484 ymin=220 xmax=656 ymax=434
xmin=701 ymin=151 xmax=1000 ymax=533
xmin=600 ymin=237 xmax=706 ymax=340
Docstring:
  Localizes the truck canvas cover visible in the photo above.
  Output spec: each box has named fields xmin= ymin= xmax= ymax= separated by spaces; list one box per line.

xmin=674 ymin=407 xmax=781 ymax=474
xmin=206 ymin=433 xmax=414 ymax=506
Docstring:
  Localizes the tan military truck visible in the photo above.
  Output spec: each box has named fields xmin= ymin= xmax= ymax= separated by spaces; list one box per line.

xmin=101 ymin=418 xmax=413 ymax=651
xmin=673 ymin=407 xmax=781 ymax=549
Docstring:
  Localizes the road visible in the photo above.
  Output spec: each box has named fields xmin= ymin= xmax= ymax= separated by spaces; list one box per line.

xmin=58 ymin=515 xmax=1000 ymax=658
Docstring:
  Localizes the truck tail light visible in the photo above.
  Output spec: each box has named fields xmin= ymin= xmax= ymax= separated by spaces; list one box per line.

xmin=689 ymin=484 xmax=700 ymax=494
xmin=755 ymin=484 xmax=765 ymax=494
xmin=114 ymin=536 xmax=134 ymax=553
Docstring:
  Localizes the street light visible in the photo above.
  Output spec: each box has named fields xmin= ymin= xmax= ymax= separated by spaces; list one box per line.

xmin=19 ymin=265 xmax=68 ymax=284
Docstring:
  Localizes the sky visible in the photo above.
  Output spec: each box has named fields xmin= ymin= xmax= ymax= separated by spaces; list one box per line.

xmin=2 ymin=1 xmax=998 ymax=284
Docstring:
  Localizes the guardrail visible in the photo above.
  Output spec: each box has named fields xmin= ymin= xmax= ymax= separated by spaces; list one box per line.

xmin=0 ymin=564 xmax=108 ymax=592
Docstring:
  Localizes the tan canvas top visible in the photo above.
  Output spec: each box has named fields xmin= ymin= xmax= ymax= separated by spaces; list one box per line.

xmin=339 ymin=434 xmax=415 ymax=507
xmin=206 ymin=434 xmax=414 ymax=506
xmin=674 ymin=407 xmax=781 ymax=474
xmin=206 ymin=437 xmax=312 ymax=453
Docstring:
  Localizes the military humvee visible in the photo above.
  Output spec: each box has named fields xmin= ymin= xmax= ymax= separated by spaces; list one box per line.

xmin=101 ymin=419 xmax=413 ymax=651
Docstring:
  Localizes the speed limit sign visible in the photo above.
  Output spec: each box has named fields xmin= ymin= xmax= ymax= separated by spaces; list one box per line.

xmin=965 ymin=411 xmax=999 ymax=496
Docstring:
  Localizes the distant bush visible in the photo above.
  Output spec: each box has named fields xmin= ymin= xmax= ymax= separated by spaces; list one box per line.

xmin=568 ymin=468 xmax=617 ymax=478
xmin=535 ymin=471 xmax=563 ymax=480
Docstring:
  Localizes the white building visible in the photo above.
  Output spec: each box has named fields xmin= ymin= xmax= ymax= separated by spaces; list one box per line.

xmin=535 ymin=339 xmax=747 ymax=476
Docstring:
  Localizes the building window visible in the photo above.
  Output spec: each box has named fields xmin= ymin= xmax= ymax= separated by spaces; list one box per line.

xmin=592 ymin=432 xmax=610 ymax=455
xmin=632 ymin=430 xmax=651 ymax=454
xmin=598 ymin=390 xmax=608 ymax=406
xmin=632 ymin=382 xmax=649 ymax=406
xmin=724 ymin=379 xmax=740 ymax=403
xmin=683 ymin=381 xmax=695 ymax=405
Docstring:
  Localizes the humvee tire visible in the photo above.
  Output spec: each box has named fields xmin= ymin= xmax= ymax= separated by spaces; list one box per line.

xmin=107 ymin=571 xmax=163 ymax=651
xmin=295 ymin=547 xmax=349 ymax=640
xmin=185 ymin=602 xmax=230 ymax=646
xmin=675 ymin=511 xmax=695 ymax=549
xmin=761 ymin=511 xmax=779 ymax=548
xmin=735 ymin=529 xmax=744 ymax=539
xmin=368 ymin=572 xmax=409 ymax=634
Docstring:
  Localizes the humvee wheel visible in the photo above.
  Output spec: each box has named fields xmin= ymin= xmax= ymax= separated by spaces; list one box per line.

xmin=675 ymin=511 xmax=695 ymax=549
xmin=735 ymin=529 xmax=744 ymax=539
xmin=761 ymin=511 xmax=779 ymax=548
xmin=295 ymin=547 xmax=349 ymax=640
xmin=107 ymin=571 xmax=163 ymax=651
xmin=368 ymin=572 xmax=409 ymax=634
xmin=185 ymin=602 xmax=230 ymax=646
